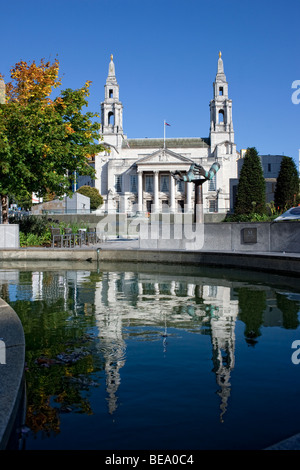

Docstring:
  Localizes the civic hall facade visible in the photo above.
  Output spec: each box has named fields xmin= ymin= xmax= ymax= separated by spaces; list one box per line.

xmin=79 ymin=53 xmax=238 ymax=216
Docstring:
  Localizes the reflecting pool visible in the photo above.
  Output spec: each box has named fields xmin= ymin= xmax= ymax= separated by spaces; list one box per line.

xmin=1 ymin=261 xmax=300 ymax=450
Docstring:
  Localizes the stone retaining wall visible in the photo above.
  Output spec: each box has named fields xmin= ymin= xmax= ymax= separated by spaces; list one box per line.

xmin=139 ymin=221 xmax=300 ymax=253
xmin=34 ymin=213 xmax=300 ymax=253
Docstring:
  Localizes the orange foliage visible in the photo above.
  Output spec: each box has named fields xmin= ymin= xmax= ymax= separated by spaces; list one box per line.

xmin=64 ymin=123 xmax=75 ymax=135
xmin=5 ymin=58 xmax=61 ymax=105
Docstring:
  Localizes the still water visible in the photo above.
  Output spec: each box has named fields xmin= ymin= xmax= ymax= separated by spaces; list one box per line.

xmin=1 ymin=261 xmax=300 ymax=450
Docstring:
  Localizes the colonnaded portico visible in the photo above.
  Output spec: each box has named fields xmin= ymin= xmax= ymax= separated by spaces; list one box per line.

xmin=135 ymin=148 xmax=195 ymax=214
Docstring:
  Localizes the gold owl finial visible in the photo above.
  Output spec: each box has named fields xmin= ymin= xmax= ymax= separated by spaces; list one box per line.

xmin=110 ymin=54 xmax=113 ymax=61
xmin=219 ymin=51 xmax=222 ymax=59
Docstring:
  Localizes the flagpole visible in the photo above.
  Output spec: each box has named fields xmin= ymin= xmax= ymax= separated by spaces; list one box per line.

xmin=164 ymin=120 xmax=166 ymax=149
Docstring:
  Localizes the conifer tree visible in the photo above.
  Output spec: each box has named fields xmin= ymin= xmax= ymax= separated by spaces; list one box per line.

xmin=234 ymin=147 xmax=266 ymax=215
xmin=274 ymin=156 xmax=299 ymax=212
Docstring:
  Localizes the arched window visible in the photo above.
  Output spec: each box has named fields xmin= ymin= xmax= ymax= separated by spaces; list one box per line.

xmin=219 ymin=87 xmax=223 ymax=96
xmin=218 ymin=109 xmax=224 ymax=123
xmin=108 ymin=111 xmax=114 ymax=126
xmin=109 ymin=89 xmax=114 ymax=98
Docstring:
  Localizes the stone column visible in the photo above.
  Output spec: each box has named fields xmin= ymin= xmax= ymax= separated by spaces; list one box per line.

xmin=169 ymin=173 xmax=176 ymax=212
xmin=153 ymin=171 xmax=159 ymax=213
xmin=137 ymin=170 xmax=143 ymax=213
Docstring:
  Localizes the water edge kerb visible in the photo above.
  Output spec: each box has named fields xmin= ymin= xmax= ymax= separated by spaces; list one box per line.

xmin=0 ymin=298 xmax=25 ymax=449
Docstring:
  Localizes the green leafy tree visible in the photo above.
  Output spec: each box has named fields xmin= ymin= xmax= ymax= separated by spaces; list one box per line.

xmin=234 ymin=147 xmax=266 ymax=215
xmin=0 ymin=59 xmax=105 ymax=223
xmin=76 ymin=185 xmax=103 ymax=210
xmin=274 ymin=156 xmax=299 ymax=212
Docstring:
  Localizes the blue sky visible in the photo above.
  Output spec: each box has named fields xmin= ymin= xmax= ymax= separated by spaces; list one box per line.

xmin=1 ymin=0 xmax=300 ymax=168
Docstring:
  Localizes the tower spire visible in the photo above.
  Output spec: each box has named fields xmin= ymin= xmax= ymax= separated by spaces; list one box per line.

xmin=216 ymin=51 xmax=225 ymax=78
xmin=209 ymin=52 xmax=234 ymax=150
xmin=108 ymin=54 xmax=116 ymax=78
xmin=101 ymin=54 xmax=124 ymax=144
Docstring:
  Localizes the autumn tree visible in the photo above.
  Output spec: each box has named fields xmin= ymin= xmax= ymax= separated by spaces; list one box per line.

xmin=234 ymin=147 xmax=266 ymax=215
xmin=0 ymin=59 xmax=105 ymax=223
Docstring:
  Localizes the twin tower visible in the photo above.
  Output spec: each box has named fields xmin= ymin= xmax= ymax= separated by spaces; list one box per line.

xmin=100 ymin=52 xmax=234 ymax=152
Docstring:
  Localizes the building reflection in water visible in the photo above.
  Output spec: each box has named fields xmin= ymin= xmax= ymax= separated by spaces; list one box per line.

xmin=1 ymin=267 xmax=296 ymax=424
xmin=94 ymin=271 xmax=239 ymax=421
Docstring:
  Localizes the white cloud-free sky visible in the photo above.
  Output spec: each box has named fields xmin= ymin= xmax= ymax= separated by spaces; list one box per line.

xmin=1 ymin=0 xmax=300 ymax=168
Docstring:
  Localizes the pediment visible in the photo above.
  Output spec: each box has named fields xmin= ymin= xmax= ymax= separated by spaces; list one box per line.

xmin=137 ymin=148 xmax=193 ymax=165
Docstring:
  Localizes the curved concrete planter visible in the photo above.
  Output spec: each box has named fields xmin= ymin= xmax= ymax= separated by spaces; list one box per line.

xmin=0 ymin=298 xmax=25 ymax=449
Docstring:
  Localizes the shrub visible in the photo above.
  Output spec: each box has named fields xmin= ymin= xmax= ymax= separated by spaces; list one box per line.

xmin=76 ymin=186 xmax=103 ymax=210
xmin=19 ymin=231 xmax=51 ymax=247
xmin=10 ymin=215 xmax=50 ymax=236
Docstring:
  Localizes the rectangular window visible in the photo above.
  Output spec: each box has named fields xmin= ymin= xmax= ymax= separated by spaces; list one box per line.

xmin=208 ymin=175 xmax=216 ymax=191
xmin=145 ymin=175 xmax=153 ymax=193
xmin=160 ymin=175 xmax=169 ymax=193
xmin=268 ymin=163 xmax=271 ymax=172
xmin=146 ymin=200 xmax=153 ymax=212
xmin=178 ymin=200 xmax=184 ymax=212
xmin=130 ymin=175 xmax=137 ymax=193
xmin=115 ymin=175 xmax=122 ymax=193
xmin=208 ymin=285 xmax=218 ymax=297
xmin=177 ymin=179 xmax=185 ymax=193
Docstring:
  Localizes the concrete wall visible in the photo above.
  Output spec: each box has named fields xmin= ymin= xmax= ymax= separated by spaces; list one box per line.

xmin=13 ymin=212 xmax=300 ymax=253
xmin=204 ymin=222 xmax=300 ymax=253
xmin=139 ymin=222 xmax=300 ymax=253
xmin=0 ymin=225 xmax=19 ymax=249
xmin=271 ymin=222 xmax=300 ymax=252
xmin=202 ymin=223 xmax=271 ymax=252
xmin=0 ymin=248 xmax=298 ymax=277
xmin=41 ymin=215 xmax=300 ymax=253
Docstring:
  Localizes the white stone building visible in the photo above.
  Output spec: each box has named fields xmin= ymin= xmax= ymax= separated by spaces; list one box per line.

xmin=79 ymin=52 xmax=238 ymax=215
